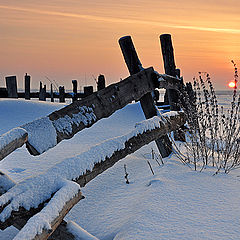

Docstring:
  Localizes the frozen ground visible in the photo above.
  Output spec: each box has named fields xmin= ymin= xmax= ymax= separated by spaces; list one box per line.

xmin=0 ymin=97 xmax=240 ymax=239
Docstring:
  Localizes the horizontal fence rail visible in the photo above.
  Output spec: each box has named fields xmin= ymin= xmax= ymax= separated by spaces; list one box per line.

xmin=0 ymin=68 xmax=182 ymax=158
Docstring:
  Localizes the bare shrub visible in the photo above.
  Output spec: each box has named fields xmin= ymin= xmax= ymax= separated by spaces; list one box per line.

xmin=176 ymin=62 xmax=240 ymax=173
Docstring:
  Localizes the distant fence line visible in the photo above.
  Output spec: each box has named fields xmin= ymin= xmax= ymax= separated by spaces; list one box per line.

xmin=0 ymin=73 xmax=106 ymax=103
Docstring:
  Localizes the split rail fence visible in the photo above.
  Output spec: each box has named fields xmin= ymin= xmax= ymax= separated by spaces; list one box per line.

xmin=0 ymin=34 xmax=192 ymax=240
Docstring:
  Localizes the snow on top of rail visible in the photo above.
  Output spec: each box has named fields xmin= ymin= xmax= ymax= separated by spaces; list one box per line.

xmin=0 ymin=112 xmax=180 ymax=235
xmin=0 ymin=127 xmax=27 ymax=151
xmin=13 ymin=180 xmax=80 ymax=240
xmin=52 ymin=106 xmax=97 ymax=135
xmin=155 ymin=70 xmax=181 ymax=82
xmin=22 ymin=117 xmax=57 ymax=154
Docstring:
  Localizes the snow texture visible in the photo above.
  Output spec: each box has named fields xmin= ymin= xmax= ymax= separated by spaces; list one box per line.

xmin=1 ymin=96 xmax=240 ymax=240
xmin=13 ymin=180 xmax=80 ymax=240
xmin=21 ymin=117 xmax=57 ymax=154
xmin=0 ymin=173 xmax=15 ymax=195
xmin=67 ymin=221 xmax=99 ymax=240
xmin=0 ymin=127 xmax=27 ymax=150
xmin=0 ymin=114 xmax=169 ymax=223
xmin=53 ymin=106 xmax=97 ymax=135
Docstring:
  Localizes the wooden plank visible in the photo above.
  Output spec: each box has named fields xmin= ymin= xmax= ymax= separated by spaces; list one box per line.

xmin=50 ymin=84 xmax=54 ymax=102
xmin=0 ymin=128 xmax=28 ymax=161
xmin=160 ymin=34 xmax=186 ymax=142
xmin=119 ymin=36 xmax=172 ymax=157
xmin=97 ymin=75 xmax=106 ymax=91
xmin=72 ymin=80 xmax=78 ymax=102
xmin=33 ymin=191 xmax=83 ymax=240
xmin=160 ymin=34 xmax=180 ymax=111
xmin=25 ymin=68 xmax=158 ymax=155
xmin=59 ymin=86 xmax=65 ymax=103
xmin=5 ymin=76 xmax=18 ymax=98
xmin=48 ymin=221 xmax=75 ymax=240
xmin=83 ymin=86 xmax=93 ymax=97
xmin=25 ymin=73 xmax=31 ymax=100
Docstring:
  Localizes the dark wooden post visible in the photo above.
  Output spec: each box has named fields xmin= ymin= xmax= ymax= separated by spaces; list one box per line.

xmin=5 ymin=76 xmax=18 ymax=98
xmin=72 ymin=80 xmax=78 ymax=102
xmin=176 ymin=68 xmax=180 ymax=78
xmin=39 ymin=82 xmax=46 ymax=101
xmin=160 ymin=34 xmax=180 ymax=111
xmin=40 ymin=81 xmax=42 ymax=92
xmin=59 ymin=86 xmax=65 ymax=103
xmin=43 ymin=85 xmax=46 ymax=101
xmin=39 ymin=81 xmax=42 ymax=100
xmin=160 ymin=34 xmax=185 ymax=142
xmin=50 ymin=84 xmax=54 ymax=102
xmin=84 ymin=86 xmax=93 ymax=97
xmin=97 ymin=75 xmax=106 ymax=91
xmin=119 ymin=36 xmax=172 ymax=157
xmin=24 ymin=73 xmax=30 ymax=100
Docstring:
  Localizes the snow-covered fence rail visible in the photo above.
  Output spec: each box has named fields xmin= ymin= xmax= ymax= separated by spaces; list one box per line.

xmin=0 ymin=111 xmax=186 ymax=240
xmin=0 ymin=67 xmax=182 ymax=159
xmin=0 ymin=128 xmax=28 ymax=161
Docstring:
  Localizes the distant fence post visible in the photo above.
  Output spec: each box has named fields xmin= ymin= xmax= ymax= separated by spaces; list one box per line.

xmin=43 ymin=85 xmax=46 ymax=101
xmin=72 ymin=80 xmax=78 ymax=102
xmin=84 ymin=86 xmax=93 ymax=97
xmin=97 ymin=75 xmax=106 ymax=91
xmin=40 ymin=81 xmax=42 ymax=92
xmin=59 ymin=86 xmax=65 ymax=103
xmin=5 ymin=76 xmax=18 ymax=98
xmin=39 ymin=82 xmax=46 ymax=101
xmin=24 ymin=73 xmax=30 ymax=100
xmin=119 ymin=36 xmax=172 ymax=158
xmin=160 ymin=34 xmax=180 ymax=111
xmin=50 ymin=84 xmax=54 ymax=102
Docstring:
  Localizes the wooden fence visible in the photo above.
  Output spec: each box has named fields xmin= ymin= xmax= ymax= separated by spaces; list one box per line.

xmin=0 ymin=34 xmax=191 ymax=240
xmin=1 ymin=74 xmax=106 ymax=103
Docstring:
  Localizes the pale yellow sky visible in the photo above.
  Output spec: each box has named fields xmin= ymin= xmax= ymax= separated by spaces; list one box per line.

xmin=0 ymin=0 xmax=239 ymax=90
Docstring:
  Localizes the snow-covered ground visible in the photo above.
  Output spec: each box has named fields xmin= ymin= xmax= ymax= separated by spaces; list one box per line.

xmin=1 ymin=94 xmax=240 ymax=239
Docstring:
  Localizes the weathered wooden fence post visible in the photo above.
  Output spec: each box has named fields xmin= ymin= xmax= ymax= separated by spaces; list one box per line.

xmin=84 ymin=86 xmax=93 ymax=97
xmin=40 ymin=81 xmax=42 ymax=92
xmin=5 ymin=76 xmax=18 ymax=98
xmin=119 ymin=36 xmax=172 ymax=157
xmin=59 ymin=86 xmax=65 ymax=103
xmin=39 ymin=82 xmax=46 ymax=101
xmin=39 ymin=81 xmax=42 ymax=100
xmin=51 ymin=84 xmax=54 ymax=102
xmin=160 ymin=34 xmax=180 ymax=111
xmin=72 ymin=80 xmax=78 ymax=102
xmin=160 ymin=34 xmax=185 ymax=142
xmin=43 ymin=85 xmax=46 ymax=101
xmin=97 ymin=75 xmax=106 ymax=91
xmin=24 ymin=73 xmax=31 ymax=100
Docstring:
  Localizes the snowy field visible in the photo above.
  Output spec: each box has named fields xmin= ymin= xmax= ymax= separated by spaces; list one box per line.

xmin=1 ymin=92 xmax=240 ymax=240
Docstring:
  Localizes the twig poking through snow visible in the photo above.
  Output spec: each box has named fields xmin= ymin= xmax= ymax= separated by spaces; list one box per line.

xmin=124 ymin=164 xmax=130 ymax=184
xmin=147 ymin=161 xmax=155 ymax=175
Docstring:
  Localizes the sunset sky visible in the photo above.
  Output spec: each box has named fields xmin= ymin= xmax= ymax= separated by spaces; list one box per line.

xmin=0 ymin=0 xmax=240 ymax=90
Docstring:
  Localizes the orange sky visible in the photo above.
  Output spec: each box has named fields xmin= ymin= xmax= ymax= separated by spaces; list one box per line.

xmin=0 ymin=0 xmax=240 ymax=90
